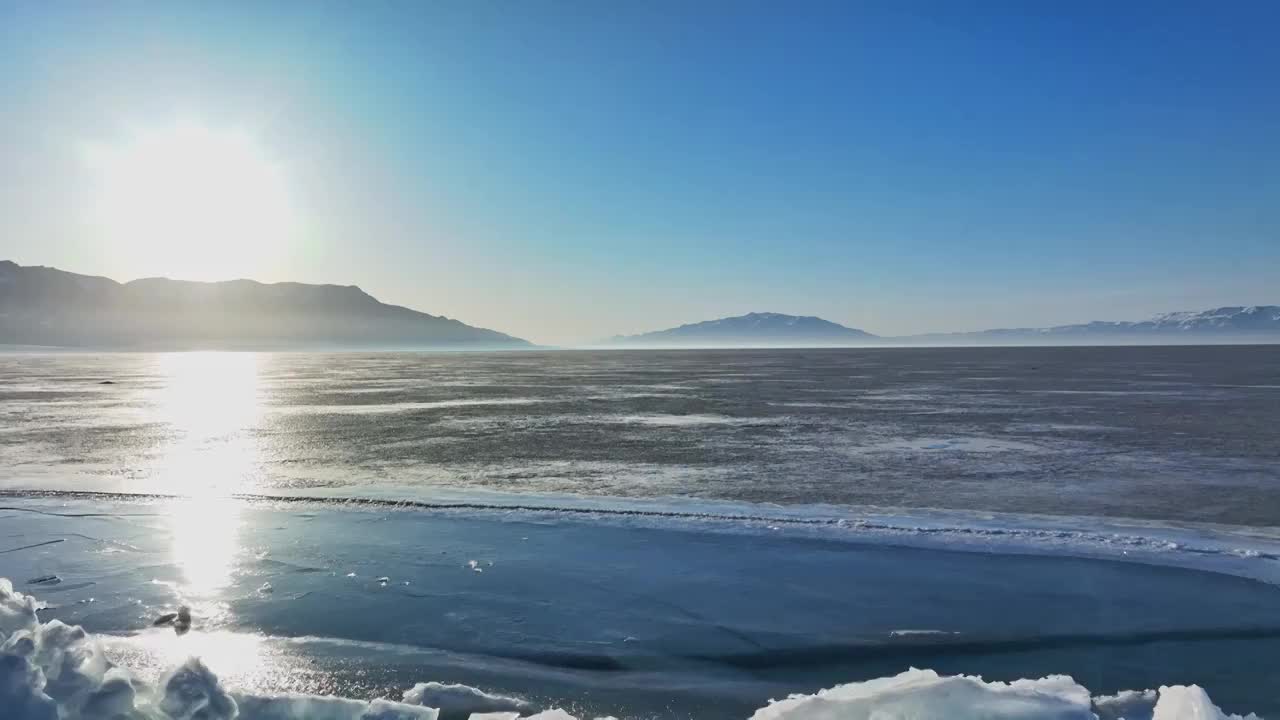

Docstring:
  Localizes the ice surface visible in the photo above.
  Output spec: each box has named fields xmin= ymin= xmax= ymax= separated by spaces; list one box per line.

xmin=0 ymin=579 xmax=1268 ymax=720
xmin=606 ymin=413 xmax=777 ymax=426
xmin=272 ymin=398 xmax=546 ymax=415
xmin=234 ymin=692 xmax=438 ymax=720
xmin=8 ymin=347 xmax=1278 ymax=527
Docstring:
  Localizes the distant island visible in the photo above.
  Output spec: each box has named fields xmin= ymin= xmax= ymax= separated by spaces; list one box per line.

xmin=609 ymin=312 xmax=876 ymax=347
xmin=0 ymin=260 xmax=529 ymax=350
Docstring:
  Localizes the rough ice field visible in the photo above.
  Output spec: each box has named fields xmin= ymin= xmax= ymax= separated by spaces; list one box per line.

xmin=2 ymin=346 xmax=1279 ymax=525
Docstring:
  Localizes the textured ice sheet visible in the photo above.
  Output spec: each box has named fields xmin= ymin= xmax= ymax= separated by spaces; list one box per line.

xmin=4 ymin=495 xmax=1280 ymax=718
xmin=4 ymin=347 xmax=1280 ymax=525
xmin=0 ymin=580 xmax=1262 ymax=720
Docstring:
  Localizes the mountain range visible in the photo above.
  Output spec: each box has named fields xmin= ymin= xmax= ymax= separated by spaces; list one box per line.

xmin=905 ymin=306 xmax=1280 ymax=344
xmin=617 ymin=307 xmax=1280 ymax=346
xmin=0 ymin=261 xmax=528 ymax=349
xmin=2 ymin=261 xmax=1277 ymax=348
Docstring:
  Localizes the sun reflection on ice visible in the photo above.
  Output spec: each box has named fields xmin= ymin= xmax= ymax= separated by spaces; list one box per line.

xmin=151 ymin=352 xmax=264 ymax=494
xmin=149 ymin=352 xmax=265 ymax=614
xmin=115 ymin=629 xmax=281 ymax=694
xmin=169 ymin=497 xmax=243 ymax=602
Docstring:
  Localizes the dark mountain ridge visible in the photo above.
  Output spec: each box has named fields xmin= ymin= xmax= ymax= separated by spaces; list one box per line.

xmin=0 ymin=260 xmax=529 ymax=349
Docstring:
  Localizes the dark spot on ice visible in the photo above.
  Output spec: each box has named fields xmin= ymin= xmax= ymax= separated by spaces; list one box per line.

xmin=175 ymin=606 xmax=192 ymax=634
xmin=98 ymin=380 xmax=116 ymax=385
xmin=153 ymin=606 xmax=192 ymax=634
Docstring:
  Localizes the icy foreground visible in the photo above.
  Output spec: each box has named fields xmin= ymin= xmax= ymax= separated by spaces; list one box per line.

xmin=0 ymin=579 xmax=1260 ymax=720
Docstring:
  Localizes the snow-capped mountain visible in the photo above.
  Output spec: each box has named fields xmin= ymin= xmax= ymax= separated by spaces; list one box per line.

xmin=914 ymin=306 xmax=1280 ymax=344
xmin=996 ymin=305 xmax=1280 ymax=336
xmin=611 ymin=312 xmax=876 ymax=346
xmin=1141 ymin=306 xmax=1280 ymax=332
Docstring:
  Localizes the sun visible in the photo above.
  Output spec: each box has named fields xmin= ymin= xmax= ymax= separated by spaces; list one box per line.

xmin=84 ymin=123 xmax=297 ymax=281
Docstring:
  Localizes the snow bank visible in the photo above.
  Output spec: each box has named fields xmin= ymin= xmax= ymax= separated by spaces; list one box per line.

xmin=748 ymin=669 xmax=1094 ymax=720
xmin=750 ymin=670 xmax=1263 ymax=720
xmin=0 ymin=579 xmax=1265 ymax=720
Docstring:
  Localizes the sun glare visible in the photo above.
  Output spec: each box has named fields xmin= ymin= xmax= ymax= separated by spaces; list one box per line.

xmin=151 ymin=352 xmax=264 ymax=494
xmin=149 ymin=353 xmax=263 ymax=602
xmin=84 ymin=123 xmax=296 ymax=281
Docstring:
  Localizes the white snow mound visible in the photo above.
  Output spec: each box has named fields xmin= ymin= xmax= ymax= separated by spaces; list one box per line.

xmin=749 ymin=668 xmax=1094 ymax=720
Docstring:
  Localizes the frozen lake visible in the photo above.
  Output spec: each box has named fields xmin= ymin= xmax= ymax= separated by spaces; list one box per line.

xmin=3 ymin=346 xmax=1279 ymax=718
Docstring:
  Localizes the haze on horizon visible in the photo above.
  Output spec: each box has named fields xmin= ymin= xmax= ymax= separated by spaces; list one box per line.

xmin=3 ymin=2 xmax=1277 ymax=346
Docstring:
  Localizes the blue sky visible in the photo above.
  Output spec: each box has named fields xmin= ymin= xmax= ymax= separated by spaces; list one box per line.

xmin=2 ymin=1 xmax=1277 ymax=344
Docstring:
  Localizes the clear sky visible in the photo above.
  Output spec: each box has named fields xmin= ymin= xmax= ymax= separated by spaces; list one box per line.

xmin=2 ymin=1 xmax=1277 ymax=345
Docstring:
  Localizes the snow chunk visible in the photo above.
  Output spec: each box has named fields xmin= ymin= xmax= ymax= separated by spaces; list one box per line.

xmin=80 ymin=667 xmax=145 ymax=720
xmin=0 ymin=653 xmax=58 ymax=720
xmin=1152 ymin=685 xmax=1261 ymax=720
xmin=402 ymin=681 xmax=533 ymax=719
xmin=1094 ymin=689 xmax=1157 ymax=720
xmin=0 ymin=578 xmax=41 ymax=637
xmin=31 ymin=619 xmax=111 ymax=704
xmin=158 ymin=657 xmax=238 ymax=720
